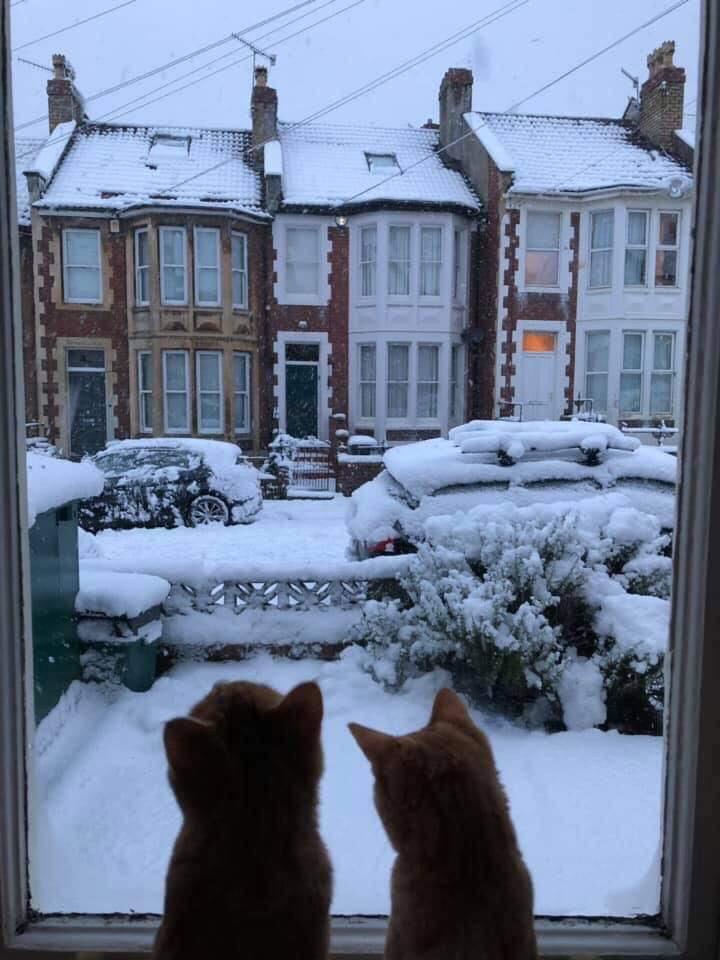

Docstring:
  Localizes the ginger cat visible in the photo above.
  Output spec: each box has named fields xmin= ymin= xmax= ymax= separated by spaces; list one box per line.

xmin=349 ymin=688 xmax=537 ymax=960
xmin=153 ymin=680 xmax=332 ymax=960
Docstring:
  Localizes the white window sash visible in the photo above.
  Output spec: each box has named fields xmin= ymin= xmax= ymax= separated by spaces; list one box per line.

xmin=416 ymin=344 xmax=440 ymax=419
xmin=525 ymin=212 xmax=561 ymax=287
xmin=619 ymin=331 xmax=645 ymax=416
xmin=386 ymin=342 xmax=410 ymax=418
xmin=196 ymin=350 xmax=223 ymax=434
xmin=358 ymin=344 xmax=376 ymax=419
xmin=388 ymin=226 xmax=411 ymax=297
xmin=137 ymin=350 xmax=153 ymax=433
xmin=231 ymin=232 xmax=248 ymax=309
xmin=360 ymin=226 xmax=377 ymax=298
xmin=649 ymin=332 xmax=676 ymax=416
xmin=233 ymin=352 xmax=251 ymax=434
xmin=624 ymin=210 xmax=650 ymax=287
xmin=62 ymin=229 xmax=102 ymax=304
xmin=162 ymin=350 xmax=190 ymax=433
xmin=159 ymin=227 xmax=188 ymax=306
xmin=588 ymin=210 xmax=614 ymax=289
xmin=655 ymin=211 xmax=681 ymax=288
xmin=134 ymin=228 xmax=150 ymax=306
xmin=419 ymin=227 xmax=442 ymax=297
xmin=193 ymin=227 xmax=221 ymax=307
xmin=286 ymin=226 xmax=320 ymax=296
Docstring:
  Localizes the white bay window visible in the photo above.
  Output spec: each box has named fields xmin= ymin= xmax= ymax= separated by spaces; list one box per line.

xmin=419 ymin=226 xmax=442 ymax=296
xmin=388 ymin=226 xmax=411 ymax=296
xmin=194 ymin=227 xmax=221 ymax=307
xmin=386 ymin=343 xmax=409 ymax=417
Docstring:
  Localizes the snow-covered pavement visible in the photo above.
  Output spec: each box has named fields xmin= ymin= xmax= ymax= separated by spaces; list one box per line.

xmin=31 ymin=650 xmax=662 ymax=917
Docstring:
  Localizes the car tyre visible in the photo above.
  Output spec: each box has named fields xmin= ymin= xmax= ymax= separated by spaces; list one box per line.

xmin=187 ymin=495 xmax=230 ymax=527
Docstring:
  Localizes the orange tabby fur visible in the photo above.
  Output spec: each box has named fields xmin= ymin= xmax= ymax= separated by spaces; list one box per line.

xmin=153 ymin=680 xmax=332 ymax=960
xmin=350 ymin=688 xmax=537 ymax=960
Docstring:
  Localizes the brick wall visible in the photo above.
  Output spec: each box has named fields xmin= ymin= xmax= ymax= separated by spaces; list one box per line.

xmin=335 ymin=456 xmax=383 ymax=496
xmin=638 ymin=42 xmax=686 ymax=152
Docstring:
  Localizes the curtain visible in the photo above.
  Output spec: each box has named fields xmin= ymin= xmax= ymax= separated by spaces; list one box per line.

xmin=387 ymin=344 xmax=409 ymax=417
xmin=420 ymin=227 xmax=442 ymax=296
xmin=417 ymin=345 xmax=439 ymax=418
xmin=388 ymin=227 xmax=410 ymax=295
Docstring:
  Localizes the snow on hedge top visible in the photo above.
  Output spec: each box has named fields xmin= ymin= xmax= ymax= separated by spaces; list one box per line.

xmin=15 ymin=137 xmax=44 ymax=224
xmin=450 ymin=419 xmax=638 ymax=456
xmin=36 ymin=123 xmax=264 ymax=216
xmin=76 ymin=566 xmax=170 ymax=619
xmin=277 ymin=121 xmax=478 ymax=209
xmin=27 ymin=453 xmax=104 ymax=528
xmin=466 ymin=111 xmax=691 ymax=195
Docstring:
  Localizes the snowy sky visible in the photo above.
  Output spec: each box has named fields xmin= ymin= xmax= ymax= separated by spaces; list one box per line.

xmin=10 ymin=0 xmax=701 ymax=136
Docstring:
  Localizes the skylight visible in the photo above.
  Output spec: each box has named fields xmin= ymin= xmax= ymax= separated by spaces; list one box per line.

xmin=365 ymin=152 xmax=399 ymax=173
xmin=148 ymin=134 xmax=191 ymax=161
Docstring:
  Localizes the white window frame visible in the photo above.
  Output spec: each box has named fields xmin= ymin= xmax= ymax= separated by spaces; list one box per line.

xmin=588 ymin=209 xmax=614 ymax=290
xmin=584 ymin=330 xmax=610 ymax=415
xmin=419 ymin=226 xmax=442 ymax=298
xmin=162 ymin=349 xmax=190 ymax=434
xmin=195 ymin=350 xmax=223 ymax=435
xmin=137 ymin=350 xmax=153 ymax=434
xmin=134 ymin=227 xmax=150 ymax=306
xmin=655 ymin=210 xmax=681 ymax=289
xmin=387 ymin=224 xmax=412 ymax=298
xmin=449 ymin=343 xmax=461 ymax=419
xmin=416 ymin=343 xmax=440 ymax=419
xmin=524 ymin=210 xmax=561 ymax=288
xmin=386 ymin=342 xmax=410 ymax=419
xmin=233 ymin=351 xmax=251 ymax=435
xmin=453 ymin=229 xmax=462 ymax=301
xmin=62 ymin=228 xmax=102 ymax=305
xmin=193 ymin=227 xmax=221 ymax=308
xmin=649 ymin=331 xmax=676 ymax=417
xmin=359 ymin=224 xmax=377 ymax=299
xmin=285 ymin=225 xmax=320 ymax=298
xmin=159 ymin=226 xmax=188 ymax=306
xmin=619 ymin=330 xmax=645 ymax=417
xmin=1 ymin=8 xmax=720 ymax=950
xmin=231 ymin=231 xmax=248 ymax=310
xmin=624 ymin=210 xmax=650 ymax=288
xmin=358 ymin=343 xmax=376 ymax=420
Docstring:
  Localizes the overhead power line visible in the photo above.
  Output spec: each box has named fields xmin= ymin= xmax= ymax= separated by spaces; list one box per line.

xmin=13 ymin=0 xmax=137 ymax=53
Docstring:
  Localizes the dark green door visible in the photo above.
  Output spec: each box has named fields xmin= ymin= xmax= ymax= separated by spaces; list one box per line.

xmin=286 ymin=364 xmax=318 ymax=438
xmin=68 ymin=349 xmax=107 ymax=458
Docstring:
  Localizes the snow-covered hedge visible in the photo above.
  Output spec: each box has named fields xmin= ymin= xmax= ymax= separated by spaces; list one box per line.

xmin=352 ymin=495 xmax=670 ymax=734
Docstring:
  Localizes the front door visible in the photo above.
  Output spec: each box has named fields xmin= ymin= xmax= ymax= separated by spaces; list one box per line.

xmin=519 ymin=331 xmax=559 ymax=420
xmin=67 ymin=348 xmax=108 ymax=458
xmin=285 ymin=343 xmax=320 ymax=438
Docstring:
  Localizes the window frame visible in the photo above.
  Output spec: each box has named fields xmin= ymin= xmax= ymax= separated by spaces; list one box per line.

xmin=387 ymin=224 xmax=412 ymax=298
xmin=649 ymin=331 xmax=676 ymax=417
xmin=193 ymin=226 xmax=221 ymax=308
xmin=386 ymin=341 xmax=410 ymax=419
xmin=619 ymin=330 xmax=645 ymax=416
xmin=584 ymin=330 xmax=611 ymax=415
xmin=285 ymin=225 xmax=321 ymax=298
xmin=450 ymin=343 xmax=461 ymax=420
xmin=231 ymin=231 xmax=248 ymax=310
xmin=624 ymin=209 xmax=650 ymax=288
xmin=162 ymin=349 xmax=190 ymax=434
xmin=159 ymin=226 xmax=188 ymax=306
xmin=195 ymin=350 xmax=223 ymax=435
xmin=134 ymin=227 xmax=150 ymax=307
xmin=416 ymin=343 xmax=440 ymax=420
xmin=62 ymin=228 xmax=102 ymax=305
xmin=359 ymin=224 xmax=377 ymax=299
xmin=588 ymin=209 xmax=614 ymax=290
xmin=2 ymin=5 xmax=720 ymax=956
xmin=453 ymin=229 xmax=462 ymax=301
xmin=233 ymin=351 xmax=251 ymax=435
xmin=358 ymin=343 xmax=376 ymax=420
xmin=655 ymin=210 xmax=681 ymax=289
xmin=137 ymin=350 xmax=153 ymax=434
xmin=419 ymin=225 xmax=442 ymax=298
xmin=524 ymin=210 xmax=562 ymax=288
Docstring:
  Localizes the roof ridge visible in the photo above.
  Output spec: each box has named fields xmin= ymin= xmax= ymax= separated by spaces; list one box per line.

xmin=474 ymin=109 xmax=629 ymax=126
xmin=79 ymin=120 xmax=252 ymax=137
xmin=278 ymin=119 xmax=436 ymax=136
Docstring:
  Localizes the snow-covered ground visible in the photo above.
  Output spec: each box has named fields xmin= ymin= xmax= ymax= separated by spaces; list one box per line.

xmin=30 ymin=649 xmax=662 ymax=918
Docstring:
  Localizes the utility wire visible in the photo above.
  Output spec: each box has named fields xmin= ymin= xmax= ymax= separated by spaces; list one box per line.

xmin=14 ymin=0 xmax=327 ymax=132
xmin=13 ymin=0 xmax=137 ymax=53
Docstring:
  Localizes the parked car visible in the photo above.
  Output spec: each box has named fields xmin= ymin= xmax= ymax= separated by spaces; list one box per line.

xmin=79 ymin=438 xmax=262 ymax=532
xmin=347 ymin=420 xmax=677 ymax=559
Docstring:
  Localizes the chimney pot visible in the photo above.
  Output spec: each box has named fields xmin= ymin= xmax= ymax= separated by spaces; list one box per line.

xmin=637 ymin=40 xmax=685 ymax=152
xmin=254 ymin=65 xmax=268 ymax=88
xmin=47 ymin=53 xmax=85 ymax=133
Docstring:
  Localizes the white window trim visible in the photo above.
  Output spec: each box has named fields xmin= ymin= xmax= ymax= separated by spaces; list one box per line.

xmin=159 ymin=226 xmax=188 ymax=306
xmin=386 ymin=341 xmax=411 ymax=420
xmin=193 ymin=227 xmax=221 ymax=308
xmin=523 ymin=209 xmax=562 ymax=290
xmin=195 ymin=350 xmax=223 ymax=435
xmin=583 ymin=329 xmax=611 ymax=415
xmin=649 ymin=331 xmax=676 ymax=417
xmin=231 ymin=231 xmax=249 ymax=310
xmin=588 ymin=209 xmax=614 ymax=290
xmin=624 ymin=209 xmax=650 ymax=289
xmin=655 ymin=210 xmax=681 ymax=290
xmin=134 ymin=227 xmax=150 ymax=307
xmin=162 ymin=350 xmax=190 ymax=434
xmin=1 ymin=11 xmax=719 ymax=947
xmin=233 ymin=351 xmax=251 ymax=434
xmin=137 ymin=350 xmax=153 ymax=434
xmin=619 ymin=330 xmax=645 ymax=417
xmin=62 ymin=228 xmax=102 ymax=305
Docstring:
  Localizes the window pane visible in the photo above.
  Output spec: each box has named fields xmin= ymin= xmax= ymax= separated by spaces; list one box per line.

xmin=234 ymin=393 xmax=249 ymax=431
xmin=623 ymin=334 xmax=643 ymax=370
xmin=387 ymin=344 xmax=409 ymax=380
xmin=361 ymin=382 xmax=375 ymax=418
xmin=360 ymin=345 xmax=376 ymax=381
xmin=659 ymin=212 xmax=679 ymax=246
xmin=523 ymin=332 xmax=557 ymax=353
xmin=625 ymin=249 xmax=647 ymax=286
xmin=620 ymin=372 xmax=642 ymax=412
xmin=527 ymin=211 xmax=560 ymax=249
xmin=590 ymin=249 xmax=612 ymax=288
xmin=420 ymin=262 xmax=441 ymax=296
xmin=585 ymin=372 xmax=608 ymax=412
xmin=67 ymin=266 xmax=100 ymax=301
xmin=650 ymin=373 xmax=673 ymax=414
xmin=68 ymin=349 xmax=104 ymax=369
xmin=139 ymin=352 xmax=152 ymax=389
xmin=389 ymin=226 xmax=410 ymax=260
xmin=591 ymin=211 xmax=613 ymax=248
xmin=286 ymin=343 xmax=319 ymax=362
xmin=163 ymin=266 xmax=185 ymax=302
xmin=166 ymin=393 xmax=188 ymax=429
xmin=165 ymin=354 xmax=186 ymax=390
xmin=586 ymin=332 xmax=609 ymax=372
xmin=136 ymin=230 xmax=149 ymax=267
xmin=232 ymin=233 xmax=246 ymax=270
xmin=138 ymin=267 xmax=149 ymax=304
xmin=627 ymin=212 xmax=647 ymax=245
xmin=655 ymin=250 xmax=678 ymax=286
xmin=421 ymin=226 xmax=441 ymax=261
xmin=233 ymin=354 xmax=248 ymax=392
xmin=418 ymin=345 xmax=439 ymax=381
xmin=361 ymin=226 xmax=376 ymax=297
xmin=526 ymin=251 xmax=559 ymax=286
xmin=417 ymin=383 xmax=438 ymax=418
xmin=387 ymin=344 xmax=409 ymax=418
xmin=141 ymin=393 xmax=153 ymax=431
xmin=287 ymin=227 xmax=318 ymax=263
xmin=196 ymin=229 xmax=218 ymax=267
xmin=66 ymin=230 xmax=99 ymax=265
xmin=388 ymin=261 xmax=410 ymax=296
xmin=232 ymin=270 xmax=247 ymax=307
xmin=387 ymin=383 xmax=408 ymax=418
xmin=287 ymin=262 xmax=319 ymax=295
xmin=361 ymin=226 xmax=376 ymax=261
xmin=198 ymin=267 xmax=219 ymax=304
xmin=654 ymin=334 xmax=673 ymax=370
xmin=162 ymin=229 xmax=184 ymax=264
xmin=198 ymin=353 xmax=220 ymax=390
xmin=200 ymin=394 xmax=221 ymax=429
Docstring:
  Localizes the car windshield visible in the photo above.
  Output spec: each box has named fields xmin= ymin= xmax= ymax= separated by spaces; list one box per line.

xmin=94 ymin=447 xmax=195 ymax=477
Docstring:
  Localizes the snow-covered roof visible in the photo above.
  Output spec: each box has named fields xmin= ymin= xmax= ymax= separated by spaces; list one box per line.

xmin=466 ymin=111 xmax=691 ymax=196
xmin=15 ymin=137 xmax=44 ymax=225
xmin=26 ymin=120 xmax=76 ymax=182
xmin=277 ymin=121 xmax=479 ymax=211
xmin=675 ymin=126 xmax=695 ymax=149
xmin=27 ymin=453 xmax=104 ymax=527
xmin=35 ymin=122 xmax=265 ymax=217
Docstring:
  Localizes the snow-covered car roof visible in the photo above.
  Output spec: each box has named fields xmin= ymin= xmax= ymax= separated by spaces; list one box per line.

xmin=99 ymin=438 xmax=246 ymax=473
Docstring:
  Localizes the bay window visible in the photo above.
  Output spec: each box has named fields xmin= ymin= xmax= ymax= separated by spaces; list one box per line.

xmin=656 ymin=212 xmax=680 ymax=287
xmin=231 ymin=231 xmax=248 ymax=309
xmin=450 ymin=344 xmax=461 ymax=419
xmin=388 ymin=226 xmax=411 ymax=296
xmin=360 ymin=225 xmax=377 ymax=297
xmin=359 ymin=344 xmax=376 ymax=418
xmin=650 ymin=333 xmax=676 ymax=416
xmin=162 ymin=350 xmax=190 ymax=432
xmin=196 ymin=350 xmax=223 ymax=433
xmin=419 ymin=226 xmax=442 ymax=296
xmin=417 ymin=344 xmax=439 ymax=418
xmin=137 ymin=351 xmax=153 ymax=433
xmin=620 ymin=332 xmax=644 ymax=414
xmin=589 ymin=210 xmax=614 ymax=288
xmin=135 ymin=228 xmax=150 ymax=306
xmin=62 ymin=228 xmax=102 ymax=304
xmin=286 ymin=226 xmax=320 ymax=296
xmin=525 ymin=211 xmax=561 ymax=286
xmin=584 ymin=331 xmax=610 ymax=413
xmin=159 ymin=227 xmax=187 ymax=305
xmin=233 ymin=352 xmax=250 ymax=434
xmin=625 ymin=211 xmax=649 ymax=286
xmin=386 ymin=343 xmax=409 ymax=417
xmin=194 ymin=227 xmax=221 ymax=307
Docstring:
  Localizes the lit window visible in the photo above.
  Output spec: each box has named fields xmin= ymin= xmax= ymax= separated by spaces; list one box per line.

xmin=625 ymin=211 xmax=649 ymax=286
xmin=62 ymin=229 xmax=102 ymax=304
xmin=137 ymin=351 xmax=153 ymax=433
xmin=420 ymin=227 xmax=442 ymax=296
xmin=163 ymin=350 xmax=189 ymax=432
xmin=159 ymin=227 xmax=187 ymax=305
xmin=650 ymin=333 xmax=675 ymax=415
xmin=286 ymin=226 xmax=320 ymax=296
xmin=387 ymin=343 xmax=409 ymax=418
xmin=417 ymin=344 xmax=440 ymax=418
xmin=194 ymin=227 xmax=221 ymax=307
xmin=585 ymin=331 xmax=610 ymax=413
xmin=196 ymin=351 xmax=223 ymax=434
xmin=365 ymin=152 xmax=399 ymax=173
xmin=522 ymin=331 xmax=557 ymax=352
xmin=231 ymin=232 xmax=248 ymax=309
xmin=655 ymin=212 xmax=680 ymax=287
xmin=359 ymin=344 xmax=376 ymax=418
xmin=388 ymin=226 xmax=411 ymax=296
xmin=589 ymin=210 xmax=614 ymax=288
xmin=360 ymin=225 xmax=376 ymax=297
xmin=525 ymin=211 xmax=561 ymax=286
xmin=135 ymin=228 xmax=150 ymax=306
xmin=620 ymin=332 xmax=644 ymax=414
xmin=233 ymin=352 xmax=251 ymax=433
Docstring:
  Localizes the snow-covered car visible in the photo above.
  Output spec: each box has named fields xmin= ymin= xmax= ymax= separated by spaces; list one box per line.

xmin=347 ymin=420 xmax=677 ymax=559
xmin=79 ymin=438 xmax=262 ymax=532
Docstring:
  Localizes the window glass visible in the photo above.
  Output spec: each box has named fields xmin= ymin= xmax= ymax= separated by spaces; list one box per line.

xmin=387 ymin=343 xmax=409 ymax=417
xmin=160 ymin=228 xmax=187 ymax=304
xmin=450 ymin=344 xmax=461 ymax=418
xmin=420 ymin=226 xmax=442 ymax=296
xmin=197 ymin=351 xmax=222 ymax=432
xmin=655 ymin=213 xmax=680 ymax=287
xmin=526 ymin=211 xmax=560 ymax=286
xmin=650 ymin=333 xmax=675 ymax=415
xmin=589 ymin=211 xmax=613 ymax=288
xmin=138 ymin=351 xmax=153 ymax=432
xmin=286 ymin=227 xmax=319 ymax=295
xmin=620 ymin=332 xmax=644 ymax=414
xmin=522 ymin=332 xmax=556 ymax=352
xmin=63 ymin=229 xmax=101 ymax=303
xmin=360 ymin=225 xmax=376 ymax=297
xmin=388 ymin=225 xmax=411 ymax=295
xmin=195 ymin=228 xmax=220 ymax=306
xmin=233 ymin=352 xmax=250 ymax=433
xmin=231 ymin=232 xmax=248 ymax=308
xmin=359 ymin=344 xmax=376 ymax=418
xmin=585 ymin=331 xmax=610 ymax=413
xmin=163 ymin=351 xmax=189 ymax=431
xmin=135 ymin=229 xmax=150 ymax=305
xmin=417 ymin=344 xmax=439 ymax=418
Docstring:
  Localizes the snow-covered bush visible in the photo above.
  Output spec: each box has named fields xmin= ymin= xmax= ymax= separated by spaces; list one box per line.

xmin=353 ymin=498 xmax=671 ymax=734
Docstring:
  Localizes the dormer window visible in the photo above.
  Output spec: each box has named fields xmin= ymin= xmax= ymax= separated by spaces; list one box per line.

xmin=365 ymin=152 xmax=399 ymax=173
xmin=148 ymin=134 xmax=191 ymax=162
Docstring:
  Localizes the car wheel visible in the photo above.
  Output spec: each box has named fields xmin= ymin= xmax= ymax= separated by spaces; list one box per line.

xmin=187 ymin=495 xmax=230 ymax=527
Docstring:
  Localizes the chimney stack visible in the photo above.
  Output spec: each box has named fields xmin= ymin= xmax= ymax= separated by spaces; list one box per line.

xmin=46 ymin=54 xmax=85 ymax=133
xmin=638 ymin=41 xmax=686 ymax=151
xmin=251 ymin=64 xmax=278 ymax=159
xmin=439 ymin=68 xmax=473 ymax=160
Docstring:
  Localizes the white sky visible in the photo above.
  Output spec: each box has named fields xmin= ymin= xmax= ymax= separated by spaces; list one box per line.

xmin=10 ymin=0 xmax=701 ymax=137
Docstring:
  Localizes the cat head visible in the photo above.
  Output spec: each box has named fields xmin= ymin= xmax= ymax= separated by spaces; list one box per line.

xmin=349 ymin=688 xmax=502 ymax=858
xmin=164 ymin=680 xmax=324 ymax=817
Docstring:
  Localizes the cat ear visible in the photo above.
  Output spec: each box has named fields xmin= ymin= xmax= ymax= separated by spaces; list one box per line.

xmin=274 ymin=682 xmax=323 ymax=741
xmin=430 ymin=688 xmax=474 ymax=730
xmin=164 ymin=716 xmax=219 ymax=775
xmin=348 ymin=722 xmax=395 ymax=765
